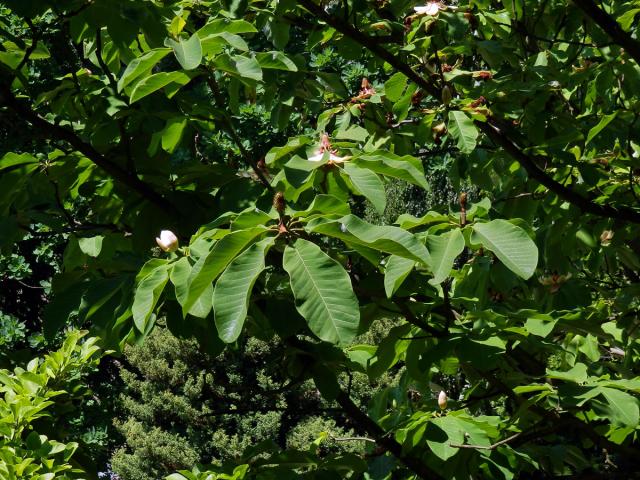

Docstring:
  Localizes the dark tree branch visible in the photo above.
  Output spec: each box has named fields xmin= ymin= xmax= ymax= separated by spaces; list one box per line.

xmin=335 ymin=390 xmax=443 ymax=479
xmin=0 ymin=84 xmax=176 ymax=214
xmin=572 ymin=0 xmax=640 ymax=66
xmin=94 ymin=28 xmax=118 ymax=91
xmin=297 ymin=0 xmax=640 ymax=224
xmin=478 ymin=121 xmax=640 ymax=223
xmin=15 ymin=19 xmax=40 ymax=72
xmin=204 ymin=71 xmax=274 ymax=192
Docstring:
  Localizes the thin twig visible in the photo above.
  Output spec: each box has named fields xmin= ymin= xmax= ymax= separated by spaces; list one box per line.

xmin=204 ymin=71 xmax=274 ymax=192
xmin=450 ymin=432 xmax=522 ymax=450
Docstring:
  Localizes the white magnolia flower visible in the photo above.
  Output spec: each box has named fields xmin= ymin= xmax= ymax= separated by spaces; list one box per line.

xmin=307 ymin=152 xmax=349 ymax=163
xmin=414 ymin=2 xmax=441 ymax=16
xmin=156 ymin=230 xmax=179 ymax=252
xmin=438 ymin=390 xmax=448 ymax=410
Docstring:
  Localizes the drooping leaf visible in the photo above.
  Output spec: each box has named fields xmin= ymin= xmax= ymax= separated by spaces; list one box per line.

xmin=354 ymin=152 xmax=428 ymax=189
xmin=585 ymin=112 xmax=617 ymax=146
xmin=598 ymin=387 xmax=640 ymax=427
xmin=384 ymin=255 xmax=415 ymax=298
xmin=256 ymin=51 xmax=298 ymax=71
xmin=307 ymin=215 xmax=431 ymax=265
xmin=166 ymin=33 xmax=203 ymax=70
xmin=448 ymin=110 xmax=478 ymax=153
xmin=130 ymin=71 xmax=195 ymax=103
xmin=342 ymin=163 xmax=386 ymax=214
xmin=213 ymin=237 xmax=275 ymax=343
xmin=183 ymin=227 xmax=267 ymax=316
xmin=77 ymin=236 xmax=104 ymax=258
xmin=427 ymin=229 xmax=465 ymax=284
xmin=117 ymin=48 xmax=171 ymax=92
xmin=283 ymin=239 xmax=359 ymax=344
xmin=471 ymin=220 xmax=538 ymax=279
xmin=132 ymin=264 xmax=169 ymax=333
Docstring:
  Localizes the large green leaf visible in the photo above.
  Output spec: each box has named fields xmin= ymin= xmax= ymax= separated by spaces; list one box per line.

xmin=130 ymin=71 xmax=195 ymax=103
xmin=291 ymin=194 xmax=351 ymax=219
xmin=132 ymin=264 xmax=169 ymax=333
xmin=283 ymin=239 xmax=359 ymax=344
xmin=213 ymin=54 xmax=262 ymax=83
xmin=197 ymin=18 xmax=258 ymax=37
xmin=448 ymin=110 xmax=478 ymax=154
xmin=117 ymin=48 xmax=171 ymax=92
xmin=183 ymin=227 xmax=267 ymax=316
xmin=307 ymin=215 xmax=431 ymax=265
xmin=598 ymin=387 xmax=640 ymax=428
xmin=585 ymin=112 xmax=617 ymax=146
xmin=427 ymin=229 xmax=465 ymax=284
xmin=342 ymin=163 xmax=386 ymax=214
xmin=471 ymin=220 xmax=538 ymax=279
xmin=213 ymin=237 xmax=274 ymax=343
xmin=384 ymin=255 xmax=415 ymax=298
xmin=256 ymin=51 xmax=298 ymax=71
xmin=353 ymin=152 xmax=428 ymax=189
xmin=166 ymin=33 xmax=203 ymax=70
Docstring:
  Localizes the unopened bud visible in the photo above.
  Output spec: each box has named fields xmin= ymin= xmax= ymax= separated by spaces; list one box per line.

xmin=441 ymin=85 xmax=452 ymax=105
xmin=438 ymin=390 xmax=448 ymax=410
xmin=273 ymin=191 xmax=286 ymax=214
xmin=610 ymin=347 xmax=625 ymax=357
xmin=155 ymin=230 xmax=179 ymax=252
xmin=432 ymin=122 xmax=447 ymax=137
xmin=600 ymin=230 xmax=614 ymax=246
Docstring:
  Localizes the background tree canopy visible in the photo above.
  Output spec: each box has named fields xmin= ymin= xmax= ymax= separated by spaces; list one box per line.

xmin=1 ymin=0 xmax=640 ymax=478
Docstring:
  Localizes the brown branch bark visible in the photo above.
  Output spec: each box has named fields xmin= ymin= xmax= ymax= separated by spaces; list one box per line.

xmin=297 ymin=0 xmax=640 ymax=224
xmin=478 ymin=121 xmax=640 ymax=223
xmin=204 ymin=71 xmax=274 ymax=192
xmin=572 ymin=0 xmax=640 ymax=66
xmin=0 ymin=83 xmax=176 ymax=214
xmin=335 ymin=390 xmax=443 ymax=479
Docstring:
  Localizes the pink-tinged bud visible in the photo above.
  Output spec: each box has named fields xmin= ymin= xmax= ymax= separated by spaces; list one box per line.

xmin=600 ymin=230 xmax=614 ymax=246
xmin=156 ymin=230 xmax=179 ymax=252
xmin=438 ymin=390 xmax=448 ymax=410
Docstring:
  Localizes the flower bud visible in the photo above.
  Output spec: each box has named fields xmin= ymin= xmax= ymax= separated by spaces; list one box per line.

xmin=273 ymin=192 xmax=286 ymax=214
xmin=156 ymin=230 xmax=179 ymax=252
xmin=610 ymin=347 xmax=625 ymax=357
xmin=441 ymin=85 xmax=452 ymax=105
xmin=432 ymin=122 xmax=447 ymax=137
xmin=600 ymin=230 xmax=614 ymax=246
xmin=438 ymin=390 xmax=448 ymax=410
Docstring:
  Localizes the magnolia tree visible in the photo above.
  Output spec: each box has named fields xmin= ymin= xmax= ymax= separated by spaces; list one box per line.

xmin=1 ymin=0 xmax=640 ymax=478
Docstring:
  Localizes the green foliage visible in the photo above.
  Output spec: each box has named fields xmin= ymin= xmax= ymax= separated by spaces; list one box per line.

xmin=0 ymin=331 xmax=101 ymax=479
xmin=1 ymin=0 xmax=640 ymax=478
xmin=111 ymin=325 xmax=374 ymax=480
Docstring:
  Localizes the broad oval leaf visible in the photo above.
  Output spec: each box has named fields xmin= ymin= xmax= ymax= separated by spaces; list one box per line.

xmin=471 ymin=220 xmax=538 ymax=279
xmin=307 ymin=215 xmax=431 ymax=265
xmin=283 ymin=239 xmax=359 ymax=344
xmin=448 ymin=110 xmax=478 ymax=154
xmin=117 ymin=48 xmax=171 ymax=92
xmin=384 ymin=255 xmax=415 ymax=298
xmin=342 ymin=163 xmax=386 ymax=215
xmin=130 ymin=71 xmax=195 ymax=103
xmin=166 ymin=33 xmax=203 ymax=70
xmin=183 ymin=227 xmax=267 ymax=316
xmin=427 ymin=229 xmax=465 ymax=284
xmin=132 ymin=264 xmax=169 ymax=333
xmin=354 ymin=151 xmax=428 ymax=190
xmin=256 ymin=51 xmax=298 ymax=71
xmin=213 ymin=237 xmax=275 ymax=343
